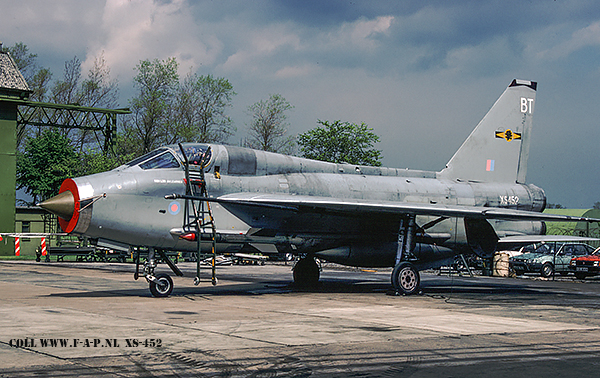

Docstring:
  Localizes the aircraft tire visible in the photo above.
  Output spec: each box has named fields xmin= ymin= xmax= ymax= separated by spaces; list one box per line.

xmin=540 ymin=262 xmax=554 ymax=278
xmin=392 ymin=262 xmax=420 ymax=295
xmin=149 ymin=273 xmax=174 ymax=298
xmin=293 ymin=257 xmax=320 ymax=288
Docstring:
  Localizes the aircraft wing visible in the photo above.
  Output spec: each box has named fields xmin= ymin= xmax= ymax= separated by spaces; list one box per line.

xmin=205 ymin=193 xmax=600 ymax=223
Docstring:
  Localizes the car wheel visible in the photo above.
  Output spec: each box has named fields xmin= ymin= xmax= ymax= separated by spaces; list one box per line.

xmin=541 ymin=262 xmax=554 ymax=278
xmin=575 ymin=272 xmax=587 ymax=280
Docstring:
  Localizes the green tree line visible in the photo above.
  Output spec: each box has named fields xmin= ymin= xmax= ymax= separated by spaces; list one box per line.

xmin=4 ymin=42 xmax=382 ymax=204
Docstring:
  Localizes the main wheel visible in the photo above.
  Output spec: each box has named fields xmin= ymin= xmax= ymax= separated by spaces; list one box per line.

xmin=149 ymin=273 xmax=174 ymax=297
xmin=540 ymin=262 xmax=554 ymax=278
xmin=293 ymin=257 xmax=320 ymax=288
xmin=392 ymin=262 xmax=420 ymax=295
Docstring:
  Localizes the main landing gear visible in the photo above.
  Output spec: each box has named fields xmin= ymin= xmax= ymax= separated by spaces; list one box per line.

xmin=392 ymin=215 xmax=421 ymax=295
xmin=391 ymin=262 xmax=420 ymax=295
xmin=293 ymin=256 xmax=320 ymax=288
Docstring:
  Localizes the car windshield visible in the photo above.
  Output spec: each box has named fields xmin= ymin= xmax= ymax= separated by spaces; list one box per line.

xmin=533 ymin=243 xmax=554 ymax=255
xmin=593 ymin=247 xmax=600 ymax=256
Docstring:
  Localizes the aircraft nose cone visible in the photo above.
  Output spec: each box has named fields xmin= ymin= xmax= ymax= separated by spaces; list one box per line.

xmin=38 ymin=190 xmax=75 ymax=220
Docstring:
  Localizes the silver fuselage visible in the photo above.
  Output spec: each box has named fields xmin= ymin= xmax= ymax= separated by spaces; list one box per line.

xmin=66 ymin=144 xmax=545 ymax=268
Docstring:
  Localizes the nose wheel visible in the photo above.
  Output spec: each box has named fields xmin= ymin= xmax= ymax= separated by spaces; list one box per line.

xmin=149 ymin=273 xmax=174 ymax=298
xmin=136 ymin=248 xmax=182 ymax=297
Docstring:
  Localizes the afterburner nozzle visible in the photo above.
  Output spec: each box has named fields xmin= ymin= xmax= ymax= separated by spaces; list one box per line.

xmin=38 ymin=190 xmax=75 ymax=220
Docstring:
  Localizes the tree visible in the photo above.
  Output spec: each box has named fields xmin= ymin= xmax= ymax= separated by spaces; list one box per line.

xmin=51 ymin=57 xmax=82 ymax=106
xmin=125 ymin=57 xmax=179 ymax=155
xmin=3 ymin=42 xmax=54 ymax=147
xmin=593 ymin=202 xmax=600 ymax=210
xmin=169 ymin=73 xmax=236 ymax=144
xmin=4 ymin=42 xmax=38 ymax=83
xmin=77 ymin=141 xmax=135 ymax=177
xmin=79 ymin=53 xmax=119 ymax=109
xmin=29 ymin=68 xmax=53 ymax=102
xmin=298 ymin=120 xmax=382 ymax=166
xmin=47 ymin=54 xmax=120 ymax=152
xmin=16 ymin=130 xmax=78 ymax=204
xmin=246 ymin=94 xmax=295 ymax=153
xmin=7 ymin=46 xmax=120 ymax=153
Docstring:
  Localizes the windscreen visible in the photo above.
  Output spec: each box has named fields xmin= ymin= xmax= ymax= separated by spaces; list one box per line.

xmin=125 ymin=148 xmax=167 ymax=167
xmin=139 ymin=151 xmax=180 ymax=170
xmin=534 ymin=243 xmax=553 ymax=255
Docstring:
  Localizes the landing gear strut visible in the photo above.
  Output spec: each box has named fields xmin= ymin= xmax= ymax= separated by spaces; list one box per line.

xmin=392 ymin=215 xmax=421 ymax=295
xmin=293 ymin=256 xmax=320 ymax=288
xmin=135 ymin=247 xmax=183 ymax=297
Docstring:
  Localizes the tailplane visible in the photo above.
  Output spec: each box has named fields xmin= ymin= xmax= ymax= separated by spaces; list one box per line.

xmin=439 ymin=79 xmax=536 ymax=183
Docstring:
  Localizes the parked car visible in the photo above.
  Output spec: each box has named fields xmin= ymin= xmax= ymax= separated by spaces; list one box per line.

xmin=569 ymin=247 xmax=600 ymax=279
xmin=509 ymin=242 xmax=596 ymax=277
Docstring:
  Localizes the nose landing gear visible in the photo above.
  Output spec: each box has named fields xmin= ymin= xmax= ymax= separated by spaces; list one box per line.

xmin=148 ymin=273 xmax=174 ymax=298
xmin=134 ymin=247 xmax=183 ymax=298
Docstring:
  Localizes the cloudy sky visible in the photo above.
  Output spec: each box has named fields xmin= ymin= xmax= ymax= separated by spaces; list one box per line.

xmin=2 ymin=0 xmax=600 ymax=208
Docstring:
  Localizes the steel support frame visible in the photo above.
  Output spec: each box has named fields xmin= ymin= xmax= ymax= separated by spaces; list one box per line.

xmin=9 ymin=98 xmax=129 ymax=153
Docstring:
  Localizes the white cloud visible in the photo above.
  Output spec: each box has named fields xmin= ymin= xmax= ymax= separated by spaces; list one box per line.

xmin=221 ymin=23 xmax=301 ymax=75
xmin=275 ymin=64 xmax=318 ymax=79
xmin=2 ymin=0 xmax=600 ymax=207
xmin=323 ymin=15 xmax=395 ymax=51
xmin=538 ymin=21 xmax=600 ymax=61
xmin=82 ymin=0 xmax=223 ymax=83
xmin=346 ymin=15 xmax=394 ymax=47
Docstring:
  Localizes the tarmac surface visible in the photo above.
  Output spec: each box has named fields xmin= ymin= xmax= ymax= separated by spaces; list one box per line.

xmin=1 ymin=260 xmax=600 ymax=377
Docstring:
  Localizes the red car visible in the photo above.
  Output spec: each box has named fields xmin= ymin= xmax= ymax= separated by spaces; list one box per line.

xmin=570 ymin=247 xmax=600 ymax=279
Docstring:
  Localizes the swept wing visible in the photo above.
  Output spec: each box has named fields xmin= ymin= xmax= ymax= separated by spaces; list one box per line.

xmin=202 ymin=193 xmax=600 ymax=224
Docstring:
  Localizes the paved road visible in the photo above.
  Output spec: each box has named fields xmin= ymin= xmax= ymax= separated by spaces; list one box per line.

xmin=1 ymin=260 xmax=600 ymax=377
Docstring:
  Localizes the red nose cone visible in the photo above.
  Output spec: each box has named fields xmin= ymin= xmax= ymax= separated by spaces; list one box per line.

xmin=38 ymin=179 xmax=81 ymax=233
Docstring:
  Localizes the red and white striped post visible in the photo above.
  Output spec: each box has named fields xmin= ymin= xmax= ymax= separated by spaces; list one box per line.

xmin=15 ymin=237 xmax=20 ymax=257
xmin=41 ymin=237 xmax=47 ymax=256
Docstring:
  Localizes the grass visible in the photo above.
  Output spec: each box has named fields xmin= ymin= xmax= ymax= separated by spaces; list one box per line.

xmin=0 ymin=255 xmax=39 ymax=261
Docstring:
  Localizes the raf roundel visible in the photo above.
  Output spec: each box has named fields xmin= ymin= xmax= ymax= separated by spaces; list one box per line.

xmin=168 ymin=201 xmax=181 ymax=215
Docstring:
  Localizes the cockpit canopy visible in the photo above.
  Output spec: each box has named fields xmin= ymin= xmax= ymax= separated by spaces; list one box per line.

xmin=123 ymin=144 xmax=213 ymax=171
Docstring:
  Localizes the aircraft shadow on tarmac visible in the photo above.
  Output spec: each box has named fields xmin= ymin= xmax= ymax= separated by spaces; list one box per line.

xmin=45 ymin=274 xmax=598 ymax=305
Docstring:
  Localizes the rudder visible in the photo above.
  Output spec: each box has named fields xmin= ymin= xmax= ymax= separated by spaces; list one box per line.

xmin=439 ymin=79 xmax=537 ymax=184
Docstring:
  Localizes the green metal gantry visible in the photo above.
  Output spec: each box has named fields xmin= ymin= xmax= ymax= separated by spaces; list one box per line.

xmin=0 ymin=98 xmax=130 ymax=255
xmin=1 ymin=48 xmax=130 ymax=255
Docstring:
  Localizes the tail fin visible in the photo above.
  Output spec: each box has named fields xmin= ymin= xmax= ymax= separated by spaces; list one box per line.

xmin=439 ymin=79 xmax=536 ymax=184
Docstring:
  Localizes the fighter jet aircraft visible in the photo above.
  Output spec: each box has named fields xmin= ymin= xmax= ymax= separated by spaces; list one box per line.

xmin=38 ymin=79 xmax=599 ymax=297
